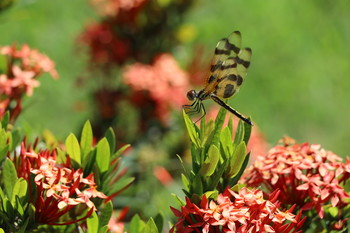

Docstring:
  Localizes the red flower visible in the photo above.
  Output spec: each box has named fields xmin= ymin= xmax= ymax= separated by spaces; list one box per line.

xmin=242 ymin=137 xmax=350 ymax=218
xmin=123 ymin=54 xmax=190 ymax=123
xmin=89 ymin=0 xmax=146 ymax=17
xmin=12 ymin=142 xmax=106 ymax=224
xmin=0 ymin=44 xmax=58 ymax=120
xmin=78 ymin=21 xmax=130 ymax=67
xmin=171 ymin=187 xmax=305 ymax=233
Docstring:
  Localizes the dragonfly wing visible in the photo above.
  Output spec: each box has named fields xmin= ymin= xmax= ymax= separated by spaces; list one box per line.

xmin=213 ymin=47 xmax=252 ymax=99
xmin=205 ymin=31 xmax=242 ymax=88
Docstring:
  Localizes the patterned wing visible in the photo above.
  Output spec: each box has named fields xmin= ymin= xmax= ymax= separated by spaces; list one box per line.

xmin=213 ymin=46 xmax=252 ymax=99
xmin=204 ymin=31 xmax=242 ymax=89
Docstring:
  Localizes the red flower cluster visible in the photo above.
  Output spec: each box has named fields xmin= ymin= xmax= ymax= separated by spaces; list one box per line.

xmin=171 ymin=187 xmax=305 ymax=233
xmin=89 ymin=0 xmax=146 ymax=17
xmin=78 ymin=21 xmax=131 ymax=67
xmin=123 ymin=54 xmax=190 ymax=122
xmin=0 ymin=44 xmax=58 ymax=120
xmin=242 ymin=137 xmax=350 ymax=218
xmin=13 ymin=142 xmax=107 ymax=224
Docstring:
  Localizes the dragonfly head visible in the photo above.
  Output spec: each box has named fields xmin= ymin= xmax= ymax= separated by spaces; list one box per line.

xmin=186 ymin=90 xmax=198 ymax=101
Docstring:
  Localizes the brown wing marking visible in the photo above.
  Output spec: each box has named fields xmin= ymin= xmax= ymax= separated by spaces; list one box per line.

xmin=213 ymin=47 xmax=252 ymax=99
xmin=204 ymin=31 xmax=242 ymax=93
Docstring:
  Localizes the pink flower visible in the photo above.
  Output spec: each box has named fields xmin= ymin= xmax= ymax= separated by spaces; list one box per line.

xmin=241 ymin=137 xmax=350 ymax=219
xmin=90 ymin=0 xmax=146 ymax=17
xmin=171 ymin=187 xmax=305 ymax=233
xmin=11 ymin=65 xmax=39 ymax=96
xmin=0 ymin=74 xmax=12 ymax=95
xmin=123 ymin=54 xmax=190 ymax=122
xmin=13 ymin=142 xmax=107 ymax=224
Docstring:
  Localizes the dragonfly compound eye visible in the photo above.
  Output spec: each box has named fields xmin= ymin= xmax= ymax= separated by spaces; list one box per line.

xmin=187 ymin=90 xmax=197 ymax=101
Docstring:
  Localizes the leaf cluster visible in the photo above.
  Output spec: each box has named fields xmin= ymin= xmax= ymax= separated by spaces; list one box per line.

xmin=179 ymin=108 xmax=252 ymax=202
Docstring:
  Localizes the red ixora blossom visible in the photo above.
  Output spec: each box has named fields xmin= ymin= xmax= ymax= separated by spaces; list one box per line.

xmin=170 ymin=187 xmax=305 ymax=233
xmin=242 ymin=137 xmax=350 ymax=219
xmin=0 ymin=44 xmax=58 ymax=120
xmin=89 ymin=0 xmax=146 ymax=17
xmin=12 ymin=142 xmax=107 ymax=225
xmin=78 ymin=20 xmax=131 ymax=67
xmin=123 ymin=54 xmax=190 ymax=122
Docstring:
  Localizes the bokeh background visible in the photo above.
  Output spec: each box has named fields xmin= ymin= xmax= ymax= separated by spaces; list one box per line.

xmin=1 ymin=0 xmax=350 ymax=225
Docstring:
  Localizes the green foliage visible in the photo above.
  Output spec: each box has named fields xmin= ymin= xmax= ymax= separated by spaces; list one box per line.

xmin=127 ymin=214 xmax=161 ymax=233
xmin=0 ymin=168 xmax=32 ymax=232
xmin=180 ymin=109 xmax=252 ymax=200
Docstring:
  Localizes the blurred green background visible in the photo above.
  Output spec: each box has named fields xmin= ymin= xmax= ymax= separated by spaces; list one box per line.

xmin=1 ymin=0 xmax=349 ymax=153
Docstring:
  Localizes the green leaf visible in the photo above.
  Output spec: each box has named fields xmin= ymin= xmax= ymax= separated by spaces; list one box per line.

xmin=328 ymin=206 xmax=339 ymax=218
xmin=199 ymin=145 xmax=219 ymax=176
xmin=220 ymin=127 xmax=234 ymax=158
xmin=112 ymin=144 xmax=130 ymax=160
xmin=171 ymin=193 xmax=186 ymax=206
xmin=191 ymin=174 xmax=203 ymax=196
xmin=65 ymin=133 xmax=81 ymax=166
xmin=181 ymin=174 xmax=189 ymax=190
xmin=145 ymin=218 xmax=159 ymax=233
xmin=9 ymin=129 xmax=21 ymax=151
xmin=96 ymin=138 xmax=110 ymax=173
xmin=153 ymin=213 xmax=164 ymax=233
xmin=107 ymin=177 xmax=134 ymax=196
xmin=243 ymin=118 xmax=252 ymax=145
xmin=56 ymin=147 xmax=66 ymax=164
xmin=3 ymin=158 xmax=18 ymax=198
xmin=87 ymin=211 xmax=99 ymax=233
xmin=183 ymin=110 xmax=200 ymax=148
xmin=99 ymin=201 xmax=113 ymax=228
xmin=211 ymin=107 xmax=226 ymax=148
xmin=98 ymin=226 xmax=108 ymax=233
xmin=16 ymin=218 xmax=29 ymax=233
xmin=14 ymin=196 xmax=24 ymax=216
xmin=0 ymin=144 xmax=9 ymax=164
xmin=105 ymin=127 xmax=116 ymax=154
xmin=129 ymin=214 xmax=145 ymax=233
xmin=83 ymin=150 xmax=96 ymax=175
xmin=230 ymin=152 xmax=250 ymax=186
xmin=0 ymin=128 xmax=8 ymax=157
xmin=1 ymin=111 xmax=9 ymax=130
xmin=11 ymin=178 xmax=27 ymax=206
xmin=80 ymin=121 xmax=93 ymax=160
xmin=233 ymin=120 xmax=244 ymax=145
xmin=226 ymin=141 xmax=246 ymax=178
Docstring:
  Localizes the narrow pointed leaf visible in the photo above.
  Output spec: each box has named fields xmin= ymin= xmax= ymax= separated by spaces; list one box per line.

xmin=105 ymin=127 xmax=116 ymax=154
xmin=153 ymin=213 xmax=164 ymax=233
xmin=99 ymin=201 xmax=113 ymax=228
xmin=233 ymin=120 xmax=244 ymax=145
xmin=145 ymin=218 xmax=159 ymax=233
xmin=87 ymin=211 xmax=99 ymax=233
xmin=3 ymin=158 xmax=17 ymax=198
xmin=183 ymin=110 xmax=200 ymax=148
xmin=211 ymin=107 xmax=226 ymax=147
xmin=80 ymin=121 xmax=93 ymax=160
xmin=65 ymin=133 xmax=81 ymax=166
xmin=243 ymin=118 xmax=252 ymax=145
xmin=129 ymin=214 xmax=145 ymax=233
xmin=96 ymin=138 xmax=110 ymax=173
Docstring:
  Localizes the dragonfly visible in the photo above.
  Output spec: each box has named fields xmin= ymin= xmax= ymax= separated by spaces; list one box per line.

xmin=184 ymin=31 xmax=253 ymax=125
